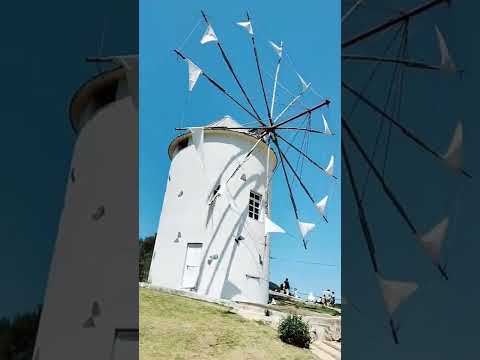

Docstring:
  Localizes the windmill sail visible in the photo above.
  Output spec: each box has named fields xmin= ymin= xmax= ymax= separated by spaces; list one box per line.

xmin=296 ymin=72 xmax=311 ymax=92
xmin=187 ymin=60 xmax=203 ymax=91
xmin=298 ymin=221 xmax=315 ymax=238
xmin=237 ymin=21 xmax=253 ymax=35
xmin=323 ymin=114 xmax=332 ymax=135
xmin=443 ymin=122 xmax=463 ymax=172
xmin=417 ymin=217 xmax=449 ymax=264
xmin=315 ymin=195 xmax=329 ymax=217
xmin=264 ymin=216 xmax=286 ymax=234
xmin=377 ymin=274 xmax=418 ymax=316
xmin=435 ymin=25 xmax=456 ymax=72
xmin=325 ymin=155 xmax=335 ymax=177
xmin=201 ymin=24 xmax=218 ymax=44
xmin=188 ymin=127 xmax=205 ymax=168
xmin=269 ymin=41 xmax=283 ymax=57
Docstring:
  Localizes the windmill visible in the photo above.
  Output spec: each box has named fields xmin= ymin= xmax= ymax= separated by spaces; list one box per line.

xmin=342 ymin=0 xmax=471 ymax=344
xmin=147 ymin=10 xmax=338 ymax=305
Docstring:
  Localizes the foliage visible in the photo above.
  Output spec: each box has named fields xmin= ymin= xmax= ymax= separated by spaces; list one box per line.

xmin=277 ymin=314 xmax=312 ymax=349
xmin=0 ymin=305 xmax=42 ymax=360
xmin=139 ymin=234 xmax=156 ymax=282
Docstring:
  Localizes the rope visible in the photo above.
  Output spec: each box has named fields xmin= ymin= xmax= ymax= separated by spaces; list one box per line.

xmin=179 ymin=19 xmax=202 ymax=50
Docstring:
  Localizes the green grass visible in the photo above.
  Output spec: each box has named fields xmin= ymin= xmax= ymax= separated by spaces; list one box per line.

xmin=140 ymin=288 xmax=315 ymax=360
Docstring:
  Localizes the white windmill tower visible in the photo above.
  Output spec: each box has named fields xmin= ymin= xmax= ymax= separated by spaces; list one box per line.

xmin=33 ymin=55 xmax=138 ymax=360
xmin=147 ymin=11 xmax=337 ymax=305
xmin=148 ymin=115 xmax=278 ymax=304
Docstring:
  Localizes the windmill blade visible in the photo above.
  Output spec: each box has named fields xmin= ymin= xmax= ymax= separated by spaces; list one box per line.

xmin=200 ymin=24 xmax=218 ymax=44
xmin=342 ymin=54 xmax=447 ymax=71
xmin=342 ymin=81 xmax=471 ymax=178
xmin=342 ymin=142 xmax=379 ymax=273
xmin=201 ymin=10 xmax=264 ymax=125
xmin=174 ymin=49 xmax=261 ymax=124
xmin=245 ymin=13 xmax=272 ymax=122
xmin=342 ymin=0 xmax=450 ymax=49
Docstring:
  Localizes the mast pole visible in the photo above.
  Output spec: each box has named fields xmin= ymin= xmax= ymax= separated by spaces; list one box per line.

xmin=246 ymin=12 xmax=272 ymax=122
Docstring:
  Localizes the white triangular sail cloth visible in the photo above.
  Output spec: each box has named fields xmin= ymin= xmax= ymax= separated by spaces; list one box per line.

xmin=435 ymin=25 xmax=456 ymax=72
xmin=417 ymin=217 xmax=449 ymax=264
xmin=237 ymin=21 xmax=253 ymax=35
xmin=322 ymin=114 xmax=332 ymax=135
xmin=264 ymin=216 xmax=286 ymax=234
xmin=443 ymin=122 xmax=463 ymax=171
xmin=112 ymin=55 xmax=138 ymax=110
xmin=315 ymin=195 xmax=329 ymax=218
xmin=188 ymin=127 xmax=205 ymax=168
xmin=377 ymin=274 xmax=418 ymax=316
xmin=187 ymin=59 xmax=203 ymax=91
xmin=200 ymin=24 xmax=218 ymax=44
xmin=296 ymin=72 xmax=311 ymax=92
xmin=269 ymin=41 xmax=283 ymax=57
xmin=298 ymin=221 xmax=315 ymax=238
xmin=325 ymin=155 xmax=335 ymax=177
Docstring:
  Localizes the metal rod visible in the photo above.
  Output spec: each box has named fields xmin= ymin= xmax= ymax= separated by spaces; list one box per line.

xmin=271 ymin=136 xmax=307 ymax=249
xmin=247 ymin=12 xmax=272 ymax=122
xmin=342 ymin=0 xmax=449 ymax=48
xmin=341 ymin=141 xmax=379 ymax=272
xmin=342 ymin=55 xmax=444 ymax=71
xmin=276 ymin=132 xmax=337 ymax=179
xmin=342 ymin=81 xmax=471 ymax=178
xmin=174 ymin=49 xmax=260 ymax=123
xmin=280 ymin=150 xmax=328 ymax=223
xmin=278 ymin=127 xmax=333 ymax=135
xmin=342 ymin=117 xmax=417 ymax=234
xmin=273 ymin=99 xmax=331 ymax=129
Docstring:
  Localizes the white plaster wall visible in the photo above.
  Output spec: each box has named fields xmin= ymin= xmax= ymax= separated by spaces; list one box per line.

xmin=33 ymin=92 xmax=138 ymax=359
xmin=149 ymin=131 xmax=275 ymax=304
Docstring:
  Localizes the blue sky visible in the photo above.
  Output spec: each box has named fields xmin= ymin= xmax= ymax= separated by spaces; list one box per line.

xmin=140 ymin=0 xmax=340 ymax=298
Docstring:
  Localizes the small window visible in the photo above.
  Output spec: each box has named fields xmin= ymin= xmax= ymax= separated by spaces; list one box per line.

xmin=248 ymin=191 xmax=262 ymax=220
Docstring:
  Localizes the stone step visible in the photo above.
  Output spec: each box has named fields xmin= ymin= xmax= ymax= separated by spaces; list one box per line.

xmin=323 ymin=340 xmax=341 ymax=352
xmin=311 ymin=341 xmax=341 ymax=360
xmin=310 ymin=342 xmax=339 ymax=360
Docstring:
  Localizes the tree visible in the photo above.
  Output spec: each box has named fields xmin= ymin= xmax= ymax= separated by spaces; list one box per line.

xmin=139 ymin=234 xmax=156 ymax=282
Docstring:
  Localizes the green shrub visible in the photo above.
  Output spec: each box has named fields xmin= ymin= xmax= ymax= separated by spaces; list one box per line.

xmin=277 ymin=314 xmax=311 ymax=348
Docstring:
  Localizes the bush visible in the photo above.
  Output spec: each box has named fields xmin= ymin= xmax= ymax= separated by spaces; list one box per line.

xmin=277 ymin=314 xmax=312 ymax=349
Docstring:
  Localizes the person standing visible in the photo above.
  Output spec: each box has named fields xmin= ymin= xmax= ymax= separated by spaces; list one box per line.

xmin=284 ymin=278 xmax=290 ymax=295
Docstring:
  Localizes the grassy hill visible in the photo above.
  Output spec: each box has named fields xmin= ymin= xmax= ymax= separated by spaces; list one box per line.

xmin=140 ymin=288 xmax=316 ymax=360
